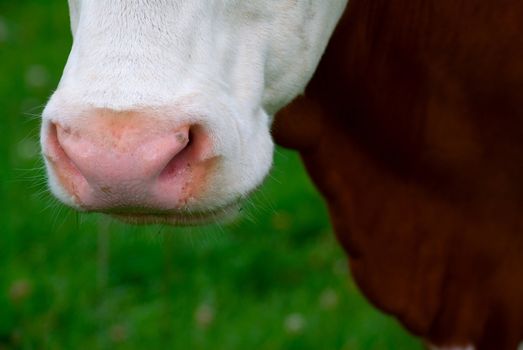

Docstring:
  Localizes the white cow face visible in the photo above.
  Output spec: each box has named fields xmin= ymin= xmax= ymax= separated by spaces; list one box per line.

xmin=41 ymin=0 xmax=347 ymax=224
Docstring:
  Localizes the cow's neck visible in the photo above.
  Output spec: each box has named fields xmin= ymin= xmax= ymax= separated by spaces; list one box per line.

xmin=274 ymin=1 xmax=523 ymax=349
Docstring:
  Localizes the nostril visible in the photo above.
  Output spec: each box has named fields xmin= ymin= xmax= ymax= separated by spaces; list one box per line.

xmin=42 ymin=122 xmax=89 ymax=206
xmin=44 ymin=123 xmax=69 ymax=164
xmin=43 ymin=122 xmax=60 ymax=160
xmin=44 ymin=123 xmax=84 ymax=178
xmin=159 ymin=126 xmax=195 ymax=180
xmin=49 ymin=123 xmax=76 ymax=165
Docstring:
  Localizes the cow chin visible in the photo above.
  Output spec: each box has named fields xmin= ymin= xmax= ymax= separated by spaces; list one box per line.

xmin=41 ymin=102 xmax=274 ymax=226
xmin=108 ymin=200 xmax=243 ymax=226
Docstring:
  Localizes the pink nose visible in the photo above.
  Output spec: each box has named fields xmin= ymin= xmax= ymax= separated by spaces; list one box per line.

xmin=43 ymin=111 xmax=211 ymax=212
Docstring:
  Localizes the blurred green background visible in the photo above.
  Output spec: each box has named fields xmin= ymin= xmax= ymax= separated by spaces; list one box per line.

xmin=0 ymin=1 xmax=423 ymax=349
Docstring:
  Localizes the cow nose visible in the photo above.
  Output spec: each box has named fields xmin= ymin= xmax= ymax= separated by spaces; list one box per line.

xmin=57 ymin=123 xmax=190 ymax=181
xmin=43 ymin=112 xmax=210 ymax=211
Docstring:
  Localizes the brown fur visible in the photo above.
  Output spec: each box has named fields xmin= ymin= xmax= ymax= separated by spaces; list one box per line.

xmin=273 ymin=1 xmax=523 ymax=349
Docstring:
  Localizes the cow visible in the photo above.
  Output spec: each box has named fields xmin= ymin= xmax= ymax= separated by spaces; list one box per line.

xmin=40 ymin=0 xmax=348 ymax=224
xmin=40 ymin=1 xmax=523 ymax=350
xmin=273 ymin=1 xmax=523 ymax=350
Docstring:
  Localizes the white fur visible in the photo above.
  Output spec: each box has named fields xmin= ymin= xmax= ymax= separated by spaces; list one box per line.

xmin=42 ymin=0 xmax=348 ymax=213
xmin=430 ymin=345 xmax=475 ymax=350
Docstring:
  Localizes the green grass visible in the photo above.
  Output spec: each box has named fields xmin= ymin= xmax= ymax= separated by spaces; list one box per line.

xmin=0 ymin=1 xmax=423 ymax=349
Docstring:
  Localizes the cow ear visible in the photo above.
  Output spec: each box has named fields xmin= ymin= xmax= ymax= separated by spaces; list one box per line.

xmin=272 ymin=95 xmax=325 ymax=152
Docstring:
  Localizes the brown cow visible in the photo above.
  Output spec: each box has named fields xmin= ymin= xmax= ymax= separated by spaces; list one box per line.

xmin=274 ymin=1 xmax=523 ymax=349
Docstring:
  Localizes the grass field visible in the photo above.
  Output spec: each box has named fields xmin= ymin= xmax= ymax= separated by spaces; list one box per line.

xmin=0 ymin=2 xmax=423 ymax=349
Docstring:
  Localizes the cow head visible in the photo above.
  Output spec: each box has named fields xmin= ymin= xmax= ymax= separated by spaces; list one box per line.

xmin=41 ymin=0 xmax=347 ymax=224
